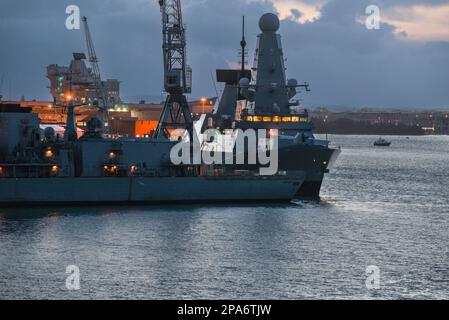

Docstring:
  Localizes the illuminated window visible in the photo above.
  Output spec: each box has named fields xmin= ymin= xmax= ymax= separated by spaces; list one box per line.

xmin=292 ymin=116 xmax=300 ymax=122
xmin=282 ymin=117 xmax=291 ymax=122
xmin=253 ymin=116 xmax=262 ymax=122
xmin=263 ymin=116 xmax=272 ymax=122
xmin=272 ymin=116 xmax=281 ymax=122
xmin=246 ymin=116 xmax=253 ymax=122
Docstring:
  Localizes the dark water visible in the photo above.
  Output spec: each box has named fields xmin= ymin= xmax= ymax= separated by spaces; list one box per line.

xmin=1 ymin=135 xmax=448 ymax=300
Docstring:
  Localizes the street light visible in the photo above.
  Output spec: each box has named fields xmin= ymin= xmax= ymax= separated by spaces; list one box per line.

xmin=200 ymin=97 xmax=208 ymax=114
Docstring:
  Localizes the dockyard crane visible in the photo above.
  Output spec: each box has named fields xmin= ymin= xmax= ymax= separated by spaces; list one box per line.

xmin=82 ymin=16 xmax=110 ymax=130
xmin=153 ymin=0 xmax=194 ymax=139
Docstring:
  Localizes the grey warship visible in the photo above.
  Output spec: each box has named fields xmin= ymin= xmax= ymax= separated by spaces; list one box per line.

xmin=0 ymin=103 xmax=305 ymax=205
xmin=204 ymin=13 xmax=340 ymax=197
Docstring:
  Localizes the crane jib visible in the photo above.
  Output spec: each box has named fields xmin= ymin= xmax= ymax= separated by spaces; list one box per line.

xmin=154 ymin=0 xmax=193 ymax=140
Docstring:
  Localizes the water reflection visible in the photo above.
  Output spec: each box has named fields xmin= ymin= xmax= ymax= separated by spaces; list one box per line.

xmin=1 ymin=135 xmax=449 ymax=299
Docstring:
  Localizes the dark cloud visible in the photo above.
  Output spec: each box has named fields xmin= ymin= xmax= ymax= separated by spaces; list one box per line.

xmin=280 ymin=0 xmax=449 ymax=108
xmin=0 ymin=0 xmax=447 ymax=109
xmin=290 ymin=9 xmax=302 ymax=20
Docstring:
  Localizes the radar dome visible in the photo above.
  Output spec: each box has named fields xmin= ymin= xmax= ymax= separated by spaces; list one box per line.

xmin=239 ymin=77 xmax=250 ymax=87
xmin=288 ymin=79 xmax=298 ymax=87
xmin=259 ymin=13 xmax=280 ymax=32
xmin=44 ymin=127 xmax=55 ymax=140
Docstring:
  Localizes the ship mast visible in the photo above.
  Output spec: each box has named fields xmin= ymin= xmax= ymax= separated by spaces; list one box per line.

xmin=62 ymin=69 xmax=83 ymax=142
xmin=240 ymin=16 xmax=247 ymax=72
xmin=153 ymin=0 xmax=193 ymax=139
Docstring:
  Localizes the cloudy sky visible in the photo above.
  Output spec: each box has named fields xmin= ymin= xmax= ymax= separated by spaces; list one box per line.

xmin=0 ymin=0 xmax=448 ymax=109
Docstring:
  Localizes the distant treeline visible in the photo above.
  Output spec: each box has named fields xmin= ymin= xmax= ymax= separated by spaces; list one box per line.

xmin=312 ymin=118 xmax=423 ymax=135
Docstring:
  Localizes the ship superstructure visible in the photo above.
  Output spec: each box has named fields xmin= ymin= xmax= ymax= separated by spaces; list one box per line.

xmin=47 ymin=54 xmax=120 ymax=109
xmin=238 ymin=13 xmax=311 ymax=130
xmin=203 ymin=13 xmax=340 ymax=197
xmin=47 ymin=16 xmax=121 ymax=121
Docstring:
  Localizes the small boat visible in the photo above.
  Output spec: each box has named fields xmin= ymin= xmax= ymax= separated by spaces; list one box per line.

xmin=374 ymin=138 xmax=391 ymax=147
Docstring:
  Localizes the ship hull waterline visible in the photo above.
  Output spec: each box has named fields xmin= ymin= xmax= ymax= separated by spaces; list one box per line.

xmin=0 ymin=175 xmax=305 ymax=207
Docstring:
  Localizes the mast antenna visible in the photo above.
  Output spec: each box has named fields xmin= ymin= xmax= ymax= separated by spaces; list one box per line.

xmin=240 ymin=16 xmax=247 ymax=71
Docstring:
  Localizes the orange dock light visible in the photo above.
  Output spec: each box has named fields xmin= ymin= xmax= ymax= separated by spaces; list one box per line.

xmin=0 ymin=166 xmax=4 ymax=175
xmin=200 ymin=97 xmax=208 ymax=114
xmin=45 ymin=149 xmax=54 ymax=158
xmin=51 ymin=165 xmax=59 ymax=174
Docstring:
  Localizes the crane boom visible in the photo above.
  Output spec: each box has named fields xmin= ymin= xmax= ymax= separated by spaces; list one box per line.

xmin=82 ymin=16 xmax=109 ymax=129
xmin=160 ymin=0 xmax=191 ymax=94
xmin=153 ymin=0 xmax=193 ymax=139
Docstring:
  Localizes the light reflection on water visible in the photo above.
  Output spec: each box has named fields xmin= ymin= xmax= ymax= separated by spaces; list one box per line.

xmin=0 ymin=135 xmax=448 ymax=299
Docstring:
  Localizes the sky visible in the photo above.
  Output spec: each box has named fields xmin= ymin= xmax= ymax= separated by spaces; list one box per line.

xmin=0 ymin=0 xmax=448 ymax=109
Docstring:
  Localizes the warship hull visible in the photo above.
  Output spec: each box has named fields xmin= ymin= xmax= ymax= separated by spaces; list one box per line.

xmin=278 ymin=144 xmax=341 ymax=198
xmin=0 ymin=174 xmax=305 ymax=206
xmin=212 ymin=143 xmax=340 ymax=198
